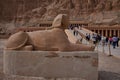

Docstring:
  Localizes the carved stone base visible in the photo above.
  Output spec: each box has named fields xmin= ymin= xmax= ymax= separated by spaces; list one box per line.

xmin=4 ymin=51 xmax=98 ymax=80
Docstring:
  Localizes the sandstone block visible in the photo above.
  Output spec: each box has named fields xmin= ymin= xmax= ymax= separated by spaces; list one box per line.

xmin=4 ymin=51 xmax=98 ymax=80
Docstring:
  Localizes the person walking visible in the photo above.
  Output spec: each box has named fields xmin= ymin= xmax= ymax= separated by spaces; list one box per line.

xmin=109 ymin=36 xmax=113 ymax=45
xmin=86 ymin=33 xmax=91 ymax=41
xmin=102 ymin=36 xmax=106 ymax=46
xmin=105 ymin=37 xmax=109 ymax=45
xmin=112 ymin=35 xmax=118 ymax=49
xmin=73 ymin=26 xmax=79 ymax=36
xmin=92 ymin=33 xmax=97 ymax=44
xmin=116 ymin=37 xmax=119 ymax=47
xmin=96 ymin=34 xmax=102 ymax=44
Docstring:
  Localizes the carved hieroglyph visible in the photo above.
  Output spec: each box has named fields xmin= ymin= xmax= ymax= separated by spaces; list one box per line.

xmin=6 ymin=14 xmax=94 ymax=51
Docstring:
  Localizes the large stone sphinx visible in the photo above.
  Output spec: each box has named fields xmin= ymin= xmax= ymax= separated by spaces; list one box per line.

xmin=5 ymin=14 xmax=94 ymax=51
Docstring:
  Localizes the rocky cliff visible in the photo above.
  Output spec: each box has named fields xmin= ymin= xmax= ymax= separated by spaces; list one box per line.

xmin=0 ymin=0 xmax=120 ymax=21
xmin=0 ymin=0 xmax=120 ymax=33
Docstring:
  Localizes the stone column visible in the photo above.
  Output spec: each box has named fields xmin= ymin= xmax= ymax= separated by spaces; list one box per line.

xmin=106 ymin=30 xmax=108 ymax=37
xmin=113 ymin=30 xmax=116 ymax=35
xmin=98 ymin=30 xmax=100 ymax=34
xmin=110 ymin=30 xmax=112 ymax=37
xmin=101 ymin=30 xmax=103 ymax=36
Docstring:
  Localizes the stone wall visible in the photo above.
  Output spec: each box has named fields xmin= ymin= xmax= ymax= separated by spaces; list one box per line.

xmin=4 ymin=51 xmax=98 ymax=80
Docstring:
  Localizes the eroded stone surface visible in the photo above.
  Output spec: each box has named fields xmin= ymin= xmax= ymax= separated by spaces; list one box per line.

xmin=4 ymin=51 xmax=98 ymax=80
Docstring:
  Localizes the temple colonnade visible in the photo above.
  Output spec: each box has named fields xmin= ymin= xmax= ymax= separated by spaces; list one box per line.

xmin=84 ymin=26 xmax=120 ymax=37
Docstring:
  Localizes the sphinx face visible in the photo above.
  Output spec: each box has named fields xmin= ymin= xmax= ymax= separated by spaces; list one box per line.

xmin=52 ymin=14 xmax=69 ymax=29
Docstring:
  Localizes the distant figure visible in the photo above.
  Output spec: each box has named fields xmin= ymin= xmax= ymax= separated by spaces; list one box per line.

xmin=69 ymin=24 xmax=73 ymax=30
xmin=109 ymin=37 xmax=113 ymax=45
xmin=105 ymin=37 xmax=109 ymax=45
xmin=116 ymin=37 xmax=119 ymax=47
xmin=92 ymin=33 xmax=97 ymax=44
xmin=86 ymin=33 xmax=91 ymax=41
xmin=97 ymin=34 xmax=101 ymax=42
xmin=102 ymin=36 xmax=106 ymax=46
xmin=73 ymin=26 xmax=78 ymax=36
xmin=112 ymin=35 xmax=118 ymax=49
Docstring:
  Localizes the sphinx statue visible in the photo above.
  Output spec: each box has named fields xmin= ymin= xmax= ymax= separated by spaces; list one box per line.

xmin=5 ymin=14 xmax=95 ymax=51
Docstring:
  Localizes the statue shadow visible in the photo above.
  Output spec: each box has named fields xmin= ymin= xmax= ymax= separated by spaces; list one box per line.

xmin=99 ymin=71 xmax=120 ymax=80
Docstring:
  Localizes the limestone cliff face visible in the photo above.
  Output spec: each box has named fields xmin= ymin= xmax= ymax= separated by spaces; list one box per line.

xmin=0 ymin=0 xmax=120 ymax=24
xmin=0 ymin=0 xmax=53 ymax=22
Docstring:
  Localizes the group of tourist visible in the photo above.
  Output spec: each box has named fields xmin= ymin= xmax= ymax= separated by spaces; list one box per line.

xmin=86 ymin=33 xmax=120 ymax=49
xmin=100 ymin=35 xmax=119 ymax=49
xmin=69 ymin=25 xmax=80 ymax=36
xmin=69 ymin=25 xmax=120 ymax=49
xmin=86 ymin=33 xmax=102 ymax=44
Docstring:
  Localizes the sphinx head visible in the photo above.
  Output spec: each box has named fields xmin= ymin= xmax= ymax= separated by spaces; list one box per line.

xmin=52 ymin=14 xmax=69 ymax=29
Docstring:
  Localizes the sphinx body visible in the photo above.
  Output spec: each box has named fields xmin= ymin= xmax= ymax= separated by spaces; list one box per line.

xmin=5 ymin=14 xmax=94 ymax=51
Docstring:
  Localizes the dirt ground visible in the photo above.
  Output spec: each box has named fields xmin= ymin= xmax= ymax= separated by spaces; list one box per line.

xmin=0 ymin=39 xmax=120 ymax=80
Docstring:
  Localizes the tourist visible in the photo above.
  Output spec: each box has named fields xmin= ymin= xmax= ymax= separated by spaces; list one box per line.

xmin=86 ymin=33 xmax=91 ymax=41
xmin=96 ymin=34 xmax=102 ymax=44
xmin=116 ymin=37 xmax=119 ymax=47
xmin=92 ymin=33 xmax=97 ymax=44
xmin=69 ymin=24 xmax=74 ymax=30
xmin=105 ymin=37 xmax=109 ymax=45
xmin=101 ymin=36 xmax=106 ymax=46
xmin=73 ymin=26 xmax=79 ymax=36
xmin=108 ymin=37 xmax=113 ymax=45
xmin=112 ymin=35 xmax=118 ymax=49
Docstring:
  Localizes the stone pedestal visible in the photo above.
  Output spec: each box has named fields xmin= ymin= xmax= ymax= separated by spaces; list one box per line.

xmin=4 ymin=51 xmax=98 ymax=80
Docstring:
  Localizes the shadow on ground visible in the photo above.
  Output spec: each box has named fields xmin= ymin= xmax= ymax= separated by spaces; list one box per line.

xmin=99 ymin=71 xmax=120 ymax=80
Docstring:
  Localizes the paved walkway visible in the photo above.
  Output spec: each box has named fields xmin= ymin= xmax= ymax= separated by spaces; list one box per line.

xmin=96 ymin=44 xmax=120 ymax=59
